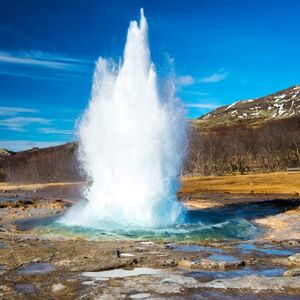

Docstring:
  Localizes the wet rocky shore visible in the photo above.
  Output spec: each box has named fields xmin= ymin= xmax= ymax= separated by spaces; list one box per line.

xmin=0 ymin=187 xmax=299 ymax=299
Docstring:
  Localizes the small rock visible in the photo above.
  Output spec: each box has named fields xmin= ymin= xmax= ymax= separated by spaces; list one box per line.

xmin=55 ymin=259 xmax=72 ymax=267
xmin=199 ymin=275 xmax=300 ymax=290
xmin=130 ymin=293 xmax=151 ymax=299
xmin=51 ymin=284 xmax=65 ymax=292
xmin=178 ymin=259 xmax=198 ymax=269
xmin=129 ymin=258 xmax=139 ymax=265
xmin=284 ymin=268 xmax=300 ymax=277
xmin=180 ymin=257 xmax=245 ymax=270
xmin=288 ymin=253 xmax=300 ymax=265
xmin=120 ymin=253 xmax=134 ymax=257
xmin=139 ymin=241 xmax=154 ymax=246
xmin=82 ymin=281 xmax=94 ymax=285
xmin=162 ymin=259 xmax=178 ymax=267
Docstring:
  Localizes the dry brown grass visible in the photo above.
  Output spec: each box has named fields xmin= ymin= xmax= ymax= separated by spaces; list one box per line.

xmin=1 ymin=172 xmax=300 ymax=196
xmin=181 ymin=172 xmax=300 ymax=195
xmin=0 ymin=181 xmax=84 ymax=191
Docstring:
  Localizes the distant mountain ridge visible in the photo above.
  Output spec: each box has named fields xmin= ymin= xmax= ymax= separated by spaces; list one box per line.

xmin=197 ymin=85 xmax=300 ymax=127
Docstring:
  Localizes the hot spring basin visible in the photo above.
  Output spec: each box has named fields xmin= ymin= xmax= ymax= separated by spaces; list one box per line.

xmin=16 ymin=199 xmax=300 ymax=242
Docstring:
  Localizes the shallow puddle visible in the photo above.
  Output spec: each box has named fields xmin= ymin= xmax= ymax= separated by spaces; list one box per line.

xmin=168 ymin=243 xmax=224 ymax=253
xmin=238 ymin=243 xmax=294 ymax=256
xmin=180 ymin=289 xmax=299 ymax=300
xmin=207 ymin=254 xmax=240 ymax=263
xmin=14 ymin=283 xmax=37 ymax=294
xmin=0 ymin=242 xmax=6 ymax=249
xmin=82 ymin=267 xmax=162 ymax=280
xmin=0 ymin=196 xmax=21 ymax=202
xmin=17 ymin=262 xmax=56 ymax=275
xmin=0 ymin=264 xmax=7 ymax=273
xmin=189 ymin=267 xmax=285 ymax=282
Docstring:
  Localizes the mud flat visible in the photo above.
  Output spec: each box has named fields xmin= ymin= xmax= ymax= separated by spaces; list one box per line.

xmin=0 ymin=180 xmax=299 ymax=299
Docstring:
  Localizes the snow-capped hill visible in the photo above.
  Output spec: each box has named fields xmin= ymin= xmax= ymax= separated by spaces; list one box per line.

xmin=199 ymin=85 xmax=300 ymax=126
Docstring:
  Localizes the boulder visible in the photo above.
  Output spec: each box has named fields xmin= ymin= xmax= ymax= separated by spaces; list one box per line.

xmin=284 ymin=268 xmax=300 ymax=277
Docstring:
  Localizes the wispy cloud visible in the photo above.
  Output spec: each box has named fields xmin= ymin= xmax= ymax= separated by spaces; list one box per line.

xmin=0 ymin=52 xmax=72 ymax=69
xmin=199 ymin=69 xmax=229 ymax=83
xmin=0 ymin=140 xmax=65 ymax=152
xmin=177 ymin=69 xmax=229 ymax=87
xmin=0 ymin=50 xmax=92 ymax=69
xmin=0 ymin=50 xmax=93 ymax=80
xmin=185 ymin=103 xmax=219 ymax=109
xmin=0 ymin=117 xmax=50 ymax=132
xmin=179 ymin=90 xmax=209 ymax=96
xmin=0 ymin=106 xmax=39 ymax=116
xmin=39 ymin=128 xmax=74 ymax=135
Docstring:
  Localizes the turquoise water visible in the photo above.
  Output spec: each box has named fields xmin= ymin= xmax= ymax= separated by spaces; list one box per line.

xmin=32 ymin=217 xmax=259 ymax=241
xmin=16 ymin=200 xmax=294 ymax=241
xmin=17 ymin=206 xmax=263 ymax=241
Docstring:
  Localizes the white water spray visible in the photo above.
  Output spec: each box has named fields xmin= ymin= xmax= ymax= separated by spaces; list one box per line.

xmin=63 ymin=9 xmax=186 ymax=229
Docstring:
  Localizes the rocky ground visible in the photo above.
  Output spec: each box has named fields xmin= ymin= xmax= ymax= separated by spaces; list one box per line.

xmin=0 ymin=184 xmax=299 ymax=299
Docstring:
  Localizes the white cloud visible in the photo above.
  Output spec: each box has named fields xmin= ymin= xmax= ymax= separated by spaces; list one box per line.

xmin=176 ymin=75 xmax=195 ymax=86
xmin=199 ymin=69 xmax=229 ymax=83
xmin=0 ymin=140 xmax=65 ymax=152
xmin=39 ymin=128 xmax=74 ymax=135
xmin=0 ymin=117 xmax=50 ymax=132
xmin=0 ymin=106 xmax=39 ymax=116
xmin=185 ymin=103 xmax=219 ymax=109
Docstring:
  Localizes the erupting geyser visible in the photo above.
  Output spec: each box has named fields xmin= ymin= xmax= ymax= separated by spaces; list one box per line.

xmin=62 ymin=9 xmax=186 ymax=229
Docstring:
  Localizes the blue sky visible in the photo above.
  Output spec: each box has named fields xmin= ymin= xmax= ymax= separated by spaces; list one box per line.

xmin=0 ymin=0 xmax=299 ymax=151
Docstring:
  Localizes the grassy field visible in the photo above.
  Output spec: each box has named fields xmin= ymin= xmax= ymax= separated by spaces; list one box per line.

xmin=0 ymin=181 xmax=84 ymax=191
xmin=181 ymin=172 xmax=300 ymax=195
xmin=1 ymin=172 xmax=300 ymax=196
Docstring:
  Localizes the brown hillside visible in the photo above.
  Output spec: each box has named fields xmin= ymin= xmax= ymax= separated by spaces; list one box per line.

xmin=0 ymin=142 xmax=83 ymax=183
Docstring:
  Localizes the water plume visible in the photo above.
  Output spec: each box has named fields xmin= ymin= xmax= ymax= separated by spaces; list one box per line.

xmin=62 ymin=9 xmax=186 ymax=229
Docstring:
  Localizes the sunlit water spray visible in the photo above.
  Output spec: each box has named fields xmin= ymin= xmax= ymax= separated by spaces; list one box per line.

xmin=62 ymin=9 xmax=186 ymax=229
xmin=23 ymin=9 xmax=262 ymax=241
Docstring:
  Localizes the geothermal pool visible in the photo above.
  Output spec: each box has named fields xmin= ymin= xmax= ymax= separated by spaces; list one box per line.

xmin=32 ymin=213 xmax=259 ymax=241
xmin=15 ymin=194 xmax=299 ymax=241
xmin=19 ymin=199 xmax=296 ymax=241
